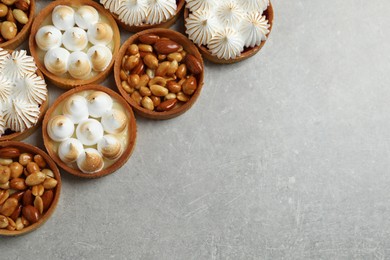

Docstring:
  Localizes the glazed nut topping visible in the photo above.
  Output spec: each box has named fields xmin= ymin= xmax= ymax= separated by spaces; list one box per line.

xmin=0 ymin=0 xmax=30 ymax=42
xmin=120 ymin=33 xmax=203 ymax=112
xmin=0 ymin=147 xmax=57 ymax=231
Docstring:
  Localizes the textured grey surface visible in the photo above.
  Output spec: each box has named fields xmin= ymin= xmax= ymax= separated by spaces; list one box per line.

xmin=2 ymin=0 xmax=390 ymax=259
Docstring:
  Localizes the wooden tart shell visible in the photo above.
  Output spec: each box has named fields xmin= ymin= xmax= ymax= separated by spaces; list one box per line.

xmin=111 ymin=0 xmax=185 ymax=33
xmin=0 ymin=69 xmax=49 ymax=142
xmin=0 ymin=0 xmax=35 ymax=50
xmin=42 ymin=85 xmax=137 ymax=178
xmin=184 ymin=2 xmax=274 ymax=64
xmin=114 ymin=28 xmax=205 ymax=120
xmin=0 ymin=141 xmax=61 ymax=236
xmin=29 ymin=0 xmax=121 ymax=89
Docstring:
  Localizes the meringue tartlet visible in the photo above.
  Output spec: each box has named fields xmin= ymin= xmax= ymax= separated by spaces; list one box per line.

xmin=42 ymin=85 xmax=137 ymax=178
xmin=0 ymin=48 xmax=48 ymax=142
xmin=184 ymin=0 xmax=274 ymax=64
xmin=100 ymin=0 xmax=185 ymax=32
xmin=29 ymin=0 xmax=120 ymax=89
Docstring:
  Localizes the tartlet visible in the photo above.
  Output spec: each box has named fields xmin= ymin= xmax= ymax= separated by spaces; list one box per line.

xmin=42 ymin=85 xmax=137 ymax=178
xmin=100 ymin=0 xmax=185 ymax=32
xmin=184 ymin=1 xmax=274 ymax=64
xmin=29 ymin=0 xmax=120 ymax=89
xmin=0 ymin=141 xmax=61 ymax=236
xmin=0 ymin=0 xmax=35 ymax=50
xmin=0 ymin=49 xmax=48 ymax=142
xmin=114 ymin=28 xmax=204 ymax=120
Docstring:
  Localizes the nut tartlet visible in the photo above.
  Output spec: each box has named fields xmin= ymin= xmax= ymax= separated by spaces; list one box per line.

xmin=184 ymin=0 xmax=274 ymax=64
xmin=42 ymin=85 xmax=137 ymax=178
xmin=0 ymin=0 xmax=35 ymax=50
xmin=29 ymin=0 xmax=120 ymax=89
xmin=100 ymin=0 xmax=185 ymax=32
xmin=0 ymin=141 xmax=61 ymax=236
xmin=114 ymin=28 xmax=204 ymax=120
xmin=0 ymin=48 xmax=48 ymax=142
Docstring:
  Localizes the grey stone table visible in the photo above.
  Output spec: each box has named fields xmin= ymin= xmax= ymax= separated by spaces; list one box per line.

xmin=2 ymin=0 xmax=390 ymax=259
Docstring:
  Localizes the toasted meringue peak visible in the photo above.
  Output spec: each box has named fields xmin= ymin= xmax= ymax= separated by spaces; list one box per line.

xmin=58 ymin=138 xmax=84 ymax=164
xmin=97 ymin=135 xmax=123 ymax=160
xmin=186 ymin=0 xmax=216 ymax=12
xmin=47 ymin=115 xmax=75 ymax=142
xmin=117 ymin=0 xmax=148 ymax=26
xmin=186 ymin=10 xmax=221 ymax=46
xmin=216 ymin=1 xmax=245 ymax=27
xmin=87 ymin=22 xmax=113 ymax=46
xmin=0 ymin=50 xmax=37 ymax=79
xmin=86 ymin=91 xmax=113 ymax=118
xmin=241 ymin=12 xmax=270 ymax=47
xmin=44 ymin=47 xmax=70 ymax=76
xmin=77 ymin=148 xmax=104 ymax=173
xmin=75 ymin=5 xmax=99 ymax=29
xmin=0 ymin=74 xmax=12 ymax=103
xmin=52 ymin=5 xmax=75 ymax=31
xmin=100 ymin=0 xmax=124 ymax=13
xmin=76 ymin=119 xmax=104 ymax=146
xmin=3 ymin=99 xmax=40 ymax=132
xmin=259 ymin=0 xmax=269 ymax=11
xmin=62 ymin=95 xmax=89 ymax=124
xmin=87 ymin=45 xmax=113 ymax=72
xmin=101 ymin=109 xmax=127 ymax=134
xmin=14 ymin=74 xmax=47 ymax=105
xmin=208 ymin=27 xmax=244 ymax=60
xmin=62 ymin=27 xmax=89 ymax=51
xmin=0 ymin=48 xmax=9 ymax=65
xmin=35 ymin=25 xmax=63 ymax=51
xmin=68 ymin=51 xmax=92 ymax=79
xmin=146 ymin=0 xmax=177 ymax=25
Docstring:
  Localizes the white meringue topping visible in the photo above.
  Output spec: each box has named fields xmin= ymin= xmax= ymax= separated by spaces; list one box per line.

xmin=87 ymin=22 xmax=113 ymax=46
xmin=62 ymin=27 xmax=89 ymax=51
xmin=97 ymin=135 xmax=123 ymax=160
xmin=75 ymin=5 xmax=99 ymax=29
xmin=68 ymin=51 xmax=92 ymax=79
xmin=86 ymin=91 xmax=113 ymax=118
xmin=52 ymin=5 xmax=75 ymax=31
xmin=47 ymin=115 xmax=75 ymax=142
xmin=241 ymin=12 xmax=270 ymax=48
xmin=216 ymin=1 xmax=245 ymax=28
xmin=62 ymin=95 xmax=89 ymax=124
xmin=0 ymin=50 xmax=37 ymax=79
xmin=13 ymin=74 xmax=47 ymax=105
xmin=101 ymin=109 xmax=127 ymax=134
xmin=207 ymin=27 xmax=245 ymax=60
xmin=185 ymin=10 xmax=221 ymax=46
xmin=0 ymin=74 xmax=12 ymax=103
xmin=58 ymin=138 xmax=84 ymax=164
xmin=76 ymin=148 xmax=104 ymax=173
xmin=87 ymin=45 xmax=112 ymax=72
xmin=186 ymin=0 xmax=217 ymax=13
xmin=146 ymin=0 xmax=177 ymax=25
xmin=44 ymin=47 xmax=70 ymax=76
xmin=100 ymin=0 xmax=124 ymax=13
xmin=35 ymin=25 xmax=63 ymax=51
xmin=3 ymin=99 xmax=40 ymax=132
xmin=117 ymin=0 xmax=148 ymax=26
xmin=76 ymin=119 xmax=104 ymax=146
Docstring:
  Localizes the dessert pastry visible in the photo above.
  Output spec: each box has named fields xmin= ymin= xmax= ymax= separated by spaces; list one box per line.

xmin=29 ymin=0 xmax=120 ymax=89
xmin=0 ymin=48 xmax=48 ymax=141
xmin=100 ymin=0 xmax=185 ymax=32
xmin=42 ymin=85 xmax=137 ymax=178
xmin=184 ymin=0 xmax=273 ymax=63
xmin=114 ymin=28 xmax=205 ymax=120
